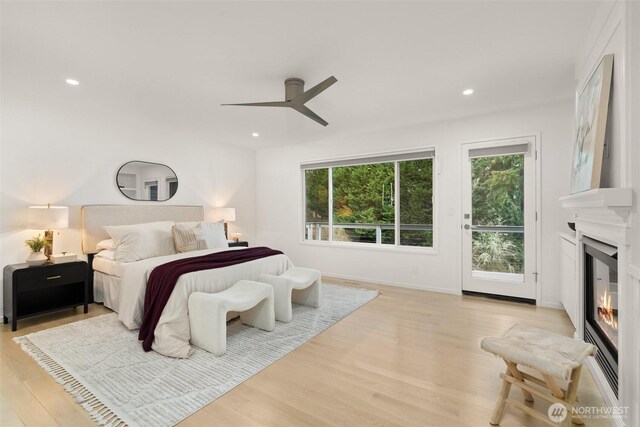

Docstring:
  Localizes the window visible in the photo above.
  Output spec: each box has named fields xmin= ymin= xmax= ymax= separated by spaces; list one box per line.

xmin=145 ymin=180 xmax=158 ymax=201
xmin=399 ymin=158 xmax=433 ymax=247
xmin=470 ymin=153 xmax=524 ymax=274
xmin=303 ymin=150 xmax=435 ymax=248
xmin=304 ymin=169 xmax=329 ymax=240
xmin=333 ymin=162 xmax=395 ymax=244
xmin=167 ymin=178 xmax=178 ymax=198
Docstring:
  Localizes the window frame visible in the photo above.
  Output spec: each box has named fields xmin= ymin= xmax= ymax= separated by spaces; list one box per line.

xmin=300 ymin=147 xmax=438 ymax=253
xmin=144 ymin=179 xmax=159 ymax=201
xmin=167 ymin=177 xmax=178 ymax=198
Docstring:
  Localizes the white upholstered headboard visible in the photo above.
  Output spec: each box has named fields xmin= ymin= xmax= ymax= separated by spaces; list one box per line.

xmin=81 ymin=205 xmax=204 ymax=254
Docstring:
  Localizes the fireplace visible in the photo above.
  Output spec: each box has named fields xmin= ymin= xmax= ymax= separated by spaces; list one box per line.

xmin=583 ymin=237 xmax=618 ymax=398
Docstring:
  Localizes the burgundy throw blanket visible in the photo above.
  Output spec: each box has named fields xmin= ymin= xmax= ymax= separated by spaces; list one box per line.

xmin=138 ymin=246 xmax=283 ymax=351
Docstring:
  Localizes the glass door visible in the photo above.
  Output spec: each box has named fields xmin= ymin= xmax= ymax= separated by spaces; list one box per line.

xmin=461 ymin=137 xmax=537 ymax=300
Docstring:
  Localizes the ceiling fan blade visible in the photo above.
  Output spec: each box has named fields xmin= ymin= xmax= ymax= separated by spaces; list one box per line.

xmin=221 ymin=101 xmax=290 ymax=107
xmin=294 ymin=76 xmax=337 ymax=104
xmin=291 ymin=104 xmax=329 ymax=126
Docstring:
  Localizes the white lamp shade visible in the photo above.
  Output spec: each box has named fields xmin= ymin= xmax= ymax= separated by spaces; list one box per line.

xmin=212 ymin=207 xmax=236 ymax=222
xmin=28 ymin=206 xmax=69 ymax=229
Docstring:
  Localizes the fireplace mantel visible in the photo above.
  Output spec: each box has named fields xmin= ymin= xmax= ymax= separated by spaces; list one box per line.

xmin=560 ymin=188 xmax=633 ymax=221
xmin=561 ymin=188 xmax=632 ymax=246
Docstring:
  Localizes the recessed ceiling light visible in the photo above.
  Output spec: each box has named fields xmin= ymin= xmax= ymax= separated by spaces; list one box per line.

xmin=66 ymin=79 xmax=79 ymax=86
xmin=463 ymin=88 xmax=474 ymax=96
xmin=251 ymin=132 xmax=260 ymax=137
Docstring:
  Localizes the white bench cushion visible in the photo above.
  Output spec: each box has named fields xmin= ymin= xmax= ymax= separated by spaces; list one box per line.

xmin=279 ymin=267 xmax=321 ymax=289
xmin=481 ymin=323 xmax=597 ymax=380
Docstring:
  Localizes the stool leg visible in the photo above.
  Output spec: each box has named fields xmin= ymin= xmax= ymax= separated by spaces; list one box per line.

xmin=273 ymin=283 xmax=293 ymax=322
xmin=241 ymin=294 xmax=275 ymax=332
xmin=262 ymin=275 xmax=294 ymax=322
xmin=292 ymin=279 xmax=321 ymax=308
xmin=211 ymin=311 xmax=228 ymax=356
xmin=542 ymin=373 xmax=576 ymax=426
xmin=490 ymin=368 xmax=512 ymax=425
xmin=505 ymin=360 xmax=534 ymax=402
xmin=541 ymin=373 xmax=565 ymax=400
xmin=565 ymin=365 xmax=583 ymax=426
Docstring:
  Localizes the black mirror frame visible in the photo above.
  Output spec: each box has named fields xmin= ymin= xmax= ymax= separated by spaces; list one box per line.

xmin=116 ymin=161 xmax=179 ymax=202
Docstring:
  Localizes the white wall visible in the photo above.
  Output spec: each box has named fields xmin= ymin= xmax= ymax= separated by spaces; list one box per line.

xmin=0 ymin=96 xmax=257 ymax=317
xmin=256 ymin=100 xmax=573 ymax=307
xmin=622 ymin=1 xmax=640 ymax=424
xmin=574 ymin=0 xmax=627 ymax=191
xmin=627 ymin=2 xmax=640 ymax=268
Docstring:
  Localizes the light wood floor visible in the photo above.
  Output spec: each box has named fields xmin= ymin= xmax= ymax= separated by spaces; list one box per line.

xmin=1 ymin=278 xmax=610 ymax=427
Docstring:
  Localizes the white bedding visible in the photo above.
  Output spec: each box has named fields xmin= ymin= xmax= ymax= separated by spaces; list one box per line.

xmin=94 ymin=247 xmax=292 ymax=358
xmin=93 ymin=271 xmax=122 ymax=312
xmin=93 ymin=256 xmax=125 ymax=277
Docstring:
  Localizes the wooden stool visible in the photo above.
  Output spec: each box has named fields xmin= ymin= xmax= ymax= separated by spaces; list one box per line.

xmin=481 ymin=324 xmax=597 ymax=426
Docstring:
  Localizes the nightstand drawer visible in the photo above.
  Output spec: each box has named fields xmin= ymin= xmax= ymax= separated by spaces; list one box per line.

xmin=15 ymin=264 xmax=86 ymax=291
xmin=44 ymin=264 xmax=85 ymax=285
xmin=13 ymin=268 xmax=45 ymax=284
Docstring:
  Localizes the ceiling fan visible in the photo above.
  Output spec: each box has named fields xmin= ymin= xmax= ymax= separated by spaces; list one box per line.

xmin=222 ymin=76 xmax=337 ymax=126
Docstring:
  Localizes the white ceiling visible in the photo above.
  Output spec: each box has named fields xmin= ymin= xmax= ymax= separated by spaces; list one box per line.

xmin=2 ymin=1 xmax=601 ymax=150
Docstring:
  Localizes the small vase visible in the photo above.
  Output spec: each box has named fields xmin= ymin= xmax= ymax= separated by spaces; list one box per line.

xmin=26 ymin=250 xmax=47 ymax=266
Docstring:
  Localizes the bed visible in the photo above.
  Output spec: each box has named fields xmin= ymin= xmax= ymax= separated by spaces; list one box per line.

xmin=81 ymin=205 xmax=292 ymax=358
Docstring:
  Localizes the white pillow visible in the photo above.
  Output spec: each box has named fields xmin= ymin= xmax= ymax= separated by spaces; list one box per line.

xmin=96 ymin=239 xmax=115 ymax=251
xmin=95 ymin=250 xmax=116 ymax=260
xmin=194 ymin=221 xmax=229 ymax=249
xmin=104 ymin=221 xmax=176 ymax=263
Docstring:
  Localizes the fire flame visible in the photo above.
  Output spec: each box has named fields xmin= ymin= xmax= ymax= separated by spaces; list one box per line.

xmin=597 ymin=289 xmax=618 ymax=330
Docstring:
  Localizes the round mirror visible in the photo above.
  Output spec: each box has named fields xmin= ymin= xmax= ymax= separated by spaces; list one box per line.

xmin=116 ymin=161 xmax=178 ymax=201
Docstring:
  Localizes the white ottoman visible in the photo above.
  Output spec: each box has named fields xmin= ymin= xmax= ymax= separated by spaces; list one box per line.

xmin=260 ymin=267 xmax=321 ymax=322
xmin=188 ymin=280 xmax=275 ymax=356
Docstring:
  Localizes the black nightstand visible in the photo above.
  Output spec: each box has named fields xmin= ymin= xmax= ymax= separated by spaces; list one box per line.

xmin=3 ymin=261 xmax=88 ymax=331
xmin=228 ymin=241 xmax=249 ymax=247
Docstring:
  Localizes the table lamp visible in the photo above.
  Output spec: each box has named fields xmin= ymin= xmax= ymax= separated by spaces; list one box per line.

xmin=28 ymin=204 xmax=69 ymax=261
xmin=212 ymin=207 xmax=235 ymax=238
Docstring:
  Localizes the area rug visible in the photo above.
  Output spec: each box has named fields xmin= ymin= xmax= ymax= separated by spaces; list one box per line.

xmin=14 ymin=283 xmax=377 ymax=427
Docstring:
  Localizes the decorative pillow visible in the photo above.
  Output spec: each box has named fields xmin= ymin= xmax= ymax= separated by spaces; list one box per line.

xmin=194 ymin=221 xmax=229 ymax=249
xmin=95 ymin=250 xmax=116 ymax=260
xmin=104 ymin=221 xmax=176 ymax=263
xmin=175 ymin=221 xmax=200 ymax=229
xmin=96 ymin=239 xmax=115 ymax=251
xmin=172 ymin=225 xmax=208 ymax=253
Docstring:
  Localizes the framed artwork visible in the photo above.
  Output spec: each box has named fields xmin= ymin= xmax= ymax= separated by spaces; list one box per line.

xmin=569 ymin=54 xmax=614 ymax=194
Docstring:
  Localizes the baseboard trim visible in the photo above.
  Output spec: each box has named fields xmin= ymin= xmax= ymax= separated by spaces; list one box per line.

xmin=538 ymin=301 xmax=564 ymax=310
xmin=462 ymin=290 xmax=535 ymax=305
xmin=321 ymin=272 xmax=461 ymax=296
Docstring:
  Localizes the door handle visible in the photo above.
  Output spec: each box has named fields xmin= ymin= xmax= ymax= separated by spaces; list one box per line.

xmin=464 ymin=224 xmax=471 ymax=230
